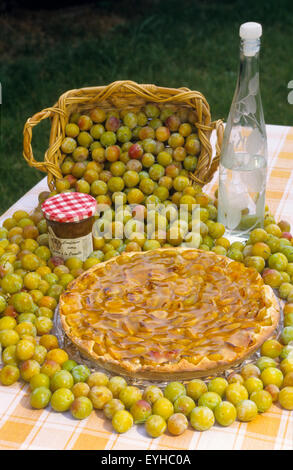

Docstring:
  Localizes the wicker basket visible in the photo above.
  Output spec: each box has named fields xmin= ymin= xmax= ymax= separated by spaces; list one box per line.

xmin=23 ymin=80 xmax=224 ymax=191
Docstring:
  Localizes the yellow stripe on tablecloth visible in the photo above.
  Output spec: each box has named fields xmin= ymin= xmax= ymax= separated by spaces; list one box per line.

xmin=271 ymin=128 xmax=293 ymax=224
xmin=70 ymin=410 xmax=113 ymax=450
xmin=279 ymin=409 xmax=293 ymax=450
xmin=265 ymin=128 xmax=293 ymax=221
xmin=0 ymin=442 xmax=20 ymax=449
xmin=0 ymin=419 xmax=34 ymax=445
xmin=72 ymin=434 xmax=110 ymax=451
xmin=0 ymin=382 xmax=28 ymax=432
xmin=66 ymin=411 xmax=107 ymax=450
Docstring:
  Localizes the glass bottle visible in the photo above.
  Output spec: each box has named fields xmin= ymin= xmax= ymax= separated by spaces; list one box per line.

xmin=218 ymin=22 xmax=267 ymax=241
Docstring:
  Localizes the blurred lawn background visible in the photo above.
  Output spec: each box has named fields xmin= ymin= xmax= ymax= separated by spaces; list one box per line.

xmin=0 ymin=0 xmax=293 ymax=214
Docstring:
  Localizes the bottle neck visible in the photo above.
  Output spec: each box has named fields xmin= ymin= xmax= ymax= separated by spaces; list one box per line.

xmin=235 ymin=39 xmax=260 ymax=100
xmin=222 ymin=35 xmax=267 ymax=160
xmin=241 ymin=38 xmax=260 ymax=57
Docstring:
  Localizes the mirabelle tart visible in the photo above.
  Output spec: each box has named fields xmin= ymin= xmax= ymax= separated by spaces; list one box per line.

xmin=59 ymin=248 xmax=280 ymax=380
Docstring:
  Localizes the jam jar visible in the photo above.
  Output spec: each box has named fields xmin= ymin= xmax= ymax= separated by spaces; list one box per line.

xmin=42 ymin=192 xmax=97 ymax=261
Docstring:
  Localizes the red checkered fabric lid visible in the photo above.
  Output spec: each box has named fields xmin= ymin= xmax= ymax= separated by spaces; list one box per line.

xmin=42 ymin=192 xmax=97 ymax=223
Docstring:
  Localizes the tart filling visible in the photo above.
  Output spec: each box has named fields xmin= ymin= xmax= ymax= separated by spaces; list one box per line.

xmin=59 ymin=248 xmax=280 ymax=380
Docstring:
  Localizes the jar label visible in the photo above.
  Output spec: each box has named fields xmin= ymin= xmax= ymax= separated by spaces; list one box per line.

xmin=48 ymin=227 xmax=93 ymax=261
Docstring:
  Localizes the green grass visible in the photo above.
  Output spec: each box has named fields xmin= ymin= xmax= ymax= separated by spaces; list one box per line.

xmin=1 ymin=0 xmax=293 ymax=214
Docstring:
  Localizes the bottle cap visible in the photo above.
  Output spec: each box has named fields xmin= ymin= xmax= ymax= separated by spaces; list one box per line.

xmin=240 ymin=22 xmax=262 ymax=40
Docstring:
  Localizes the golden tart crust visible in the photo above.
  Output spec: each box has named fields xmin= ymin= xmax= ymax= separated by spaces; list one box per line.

xmin=59 ymin=248 xmax=280 ymax=380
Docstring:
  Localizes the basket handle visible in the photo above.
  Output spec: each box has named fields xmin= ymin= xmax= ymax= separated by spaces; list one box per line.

xmin=190 ymin=118 xmax=224 ymax=186
xmin=208 ymin=118 xmax=224 ymax=178
xmin=23 ymin=106 xmax=65 ymax=181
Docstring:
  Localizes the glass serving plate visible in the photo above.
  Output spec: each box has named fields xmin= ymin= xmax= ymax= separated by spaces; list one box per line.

xmin=53 ymin=294 xmax=284 ymax=389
